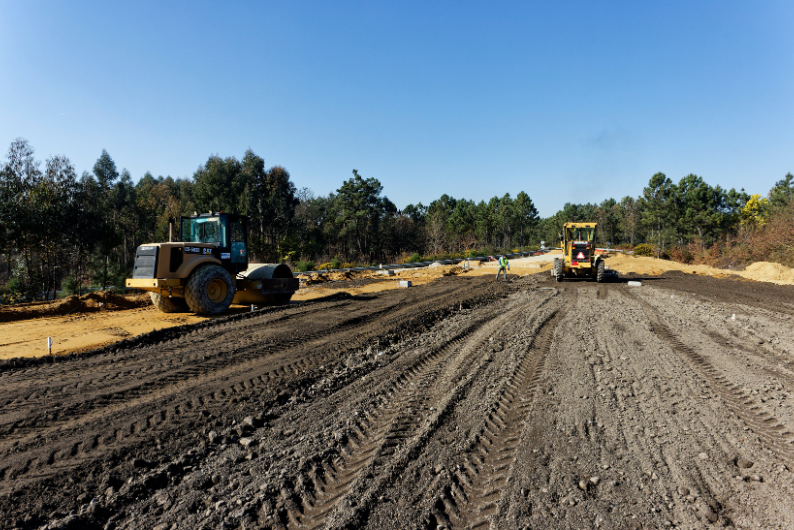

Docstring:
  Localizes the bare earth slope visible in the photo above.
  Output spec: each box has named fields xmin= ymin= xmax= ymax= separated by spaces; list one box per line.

xmin=1 ymin=272 xmax=793 ymax=530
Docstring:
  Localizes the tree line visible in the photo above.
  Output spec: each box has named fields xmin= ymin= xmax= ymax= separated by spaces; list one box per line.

xmin=1 ymin=137 xmax=792 ymax=301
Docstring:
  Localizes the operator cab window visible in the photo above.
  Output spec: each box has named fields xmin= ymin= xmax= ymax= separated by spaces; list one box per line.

xmin=181 ymin=217 xmax=228 ymax=247
xmin=567 ymin=227 xmax=594 ymax=245
xmin=230 ymin=221 xmax=245 ymax=243
xmin=229 ymin=220 xmax=247 ymax=264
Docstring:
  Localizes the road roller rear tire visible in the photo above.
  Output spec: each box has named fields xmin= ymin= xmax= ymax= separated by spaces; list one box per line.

xmin=149 ymin=292 xmax=189 ymax=313
xmin=185 ymin=264 xmax=235 ymax=315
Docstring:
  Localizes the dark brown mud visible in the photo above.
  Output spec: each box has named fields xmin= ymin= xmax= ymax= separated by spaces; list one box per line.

xmin=1 ymin=273 xmax=793 ymax=530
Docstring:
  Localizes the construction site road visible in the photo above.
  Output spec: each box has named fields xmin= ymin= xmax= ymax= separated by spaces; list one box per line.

xmin=1 ymin=272 xmax=794 ymax=530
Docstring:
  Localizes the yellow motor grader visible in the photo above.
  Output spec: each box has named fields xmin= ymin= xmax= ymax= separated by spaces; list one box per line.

xmin=552 ymin=222 xmax=606 ymax=282
xmin=126 ymin=212 xmax=299 ymax=314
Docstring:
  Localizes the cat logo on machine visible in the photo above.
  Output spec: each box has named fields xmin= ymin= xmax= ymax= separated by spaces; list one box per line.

xmin=576 ymin=252 xmax=585 ymax=259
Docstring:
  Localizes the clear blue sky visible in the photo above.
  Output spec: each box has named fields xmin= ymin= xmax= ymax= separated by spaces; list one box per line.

xmin=2 ymin=1 xmax=792 ymax=217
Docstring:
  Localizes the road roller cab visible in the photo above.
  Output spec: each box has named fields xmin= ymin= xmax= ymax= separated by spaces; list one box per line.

xmin=126 ymin=212 xmax=299 ymax=315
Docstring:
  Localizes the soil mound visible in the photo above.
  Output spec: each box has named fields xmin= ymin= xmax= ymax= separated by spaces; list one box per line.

xmin=397 ymin=264 xmax=467 ymax=279
xmin=739 ymin=261 xmax=794 ymax=284
xmin=607 ymin=255 xmax=794 ymax=285
xmin=302 ymin=273 xmax=329 ymax=286
xmin=0 ymin=291 xmax=151 ymax=323
xmin=326 ymin=270 xmax=355 ymax=281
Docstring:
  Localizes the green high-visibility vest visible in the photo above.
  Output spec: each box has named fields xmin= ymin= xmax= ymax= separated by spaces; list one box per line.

xmin=499 ymin=257 xmax=508 ymax=267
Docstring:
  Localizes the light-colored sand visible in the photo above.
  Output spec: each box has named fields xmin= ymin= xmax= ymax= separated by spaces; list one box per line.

xmin=605 ymin=255 xmax=794 ymax=285
xmin=739 ymin=261 xmax=794 ymax=284
xmin=1 ymin=307 xmax=212 ymax=360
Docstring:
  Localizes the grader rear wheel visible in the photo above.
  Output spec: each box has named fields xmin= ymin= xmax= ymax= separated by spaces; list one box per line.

xmin=596 ymin=260 xmax=605 ymax=283
xmin=553 ymin=258 xmax=564 ymax=282
xmin=185 ymin=264 xmax=236 ymax=315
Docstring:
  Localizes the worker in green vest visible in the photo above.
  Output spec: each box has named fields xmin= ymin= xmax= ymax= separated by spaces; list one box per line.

xmin=495 ymin=255 xmax=510 ymax=281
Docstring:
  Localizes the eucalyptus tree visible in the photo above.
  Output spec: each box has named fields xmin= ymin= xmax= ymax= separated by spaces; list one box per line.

xmin=29 ymin=155 xmax=77 ymax=298
xmin=0 ymin=138 xmax=40 ymax=277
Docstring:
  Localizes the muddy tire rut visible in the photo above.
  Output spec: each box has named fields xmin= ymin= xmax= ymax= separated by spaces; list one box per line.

xmin=1 ymin=273 xmax=794 ymax=529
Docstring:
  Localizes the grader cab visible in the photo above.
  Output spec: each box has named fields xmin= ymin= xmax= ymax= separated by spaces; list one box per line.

xmin=126 ymin=212 xmax=298 ymax=314
xmin=552 ymin=222 xmax=607 ymax=282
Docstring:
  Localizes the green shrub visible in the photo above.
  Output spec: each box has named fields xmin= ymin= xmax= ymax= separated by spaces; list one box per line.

xmin=295 ymin=260 xmax=316 ymax=272
xmin=330 ymin=257 xmax=341 ymax=269
xmin=633 ymin=243 xmax=654 ymax=257
xmin=408 ymin=253 xmax=422 ymax=263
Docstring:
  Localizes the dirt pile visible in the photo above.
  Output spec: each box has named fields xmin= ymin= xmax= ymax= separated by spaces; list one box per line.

xmin=395 ymin=264 xmax=470 ymax=279
xmin=739 ymin=261 xmax=794 ymax=284
xmin=302 ymin=270 xmax=378 ymax=284
xmin=0 ymin=291 xmax=151 ymax=323
xmin=1 ymin=273 xmax=793 ymax=529
xmin=301 ymin=273 xmax=329 ymax=285
xmin=607 ymin=254 xmax=794 ymax=285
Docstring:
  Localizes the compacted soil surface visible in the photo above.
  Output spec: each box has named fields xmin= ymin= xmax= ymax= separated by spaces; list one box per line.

xmin=1 ymin=272 xmax=794 ymax=529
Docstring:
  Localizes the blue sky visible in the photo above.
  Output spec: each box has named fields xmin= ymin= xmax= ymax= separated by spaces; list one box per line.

xmin=1 ymin=1 xmax=792 ymax=216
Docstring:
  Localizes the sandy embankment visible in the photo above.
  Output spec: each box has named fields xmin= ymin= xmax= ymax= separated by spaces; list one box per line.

xmin=605 ymin=254 xmax=794 ymax=284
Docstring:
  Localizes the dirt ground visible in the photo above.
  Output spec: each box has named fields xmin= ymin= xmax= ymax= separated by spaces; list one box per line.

xmin=1 ymin=269 xmax=793 ymax=530
xmin=5 ymin=256 xmax=790 ymax=361
xmin=0 ymin=263 xmax=540 ymax=360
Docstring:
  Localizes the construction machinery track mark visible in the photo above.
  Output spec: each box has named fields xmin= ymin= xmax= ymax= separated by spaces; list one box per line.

xmin=435 ymin=288 xmax=574 ymax=530
xmin=1 ymin=282 xmax=480 ymax=442
xmin=701 ymin=329 xmax=794 ymax=388
xmin=622 ymin=286 xmax=794 ymax=462
xmin=0 ymin=277 xmax=509 ymax=494
xmin=288 ymin=295 xmax=542 ymax=529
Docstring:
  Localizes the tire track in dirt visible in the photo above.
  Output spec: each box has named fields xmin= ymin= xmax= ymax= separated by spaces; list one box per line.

xmin=0 ymin=300 xmax=350 ymax=416
xmin=0 ymin=306 xmax=380 ymax=451
xmin=435 ymin=290 xmax=572 ymax=530
xmin=13 ymin=275 xmax=794 ymax=530
xmin=647 ymin=271 xmax=794 ymax=319
xmin=585 ymin=287 xmax=739 ymax=527
xmin=0 ymin=277 xmax=512 ymax=500
xmin=5 ymin=303 xmax=399 ymax=482
xmin=288 ymin=294 xmax=542 ymax=529
xmin=701 ymin=329 xmax=794 ymax=388
xmin=0 ymin=282 xmax=468 ymax=442
xmin=621 ymin=285 xmax=794 ymax=462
